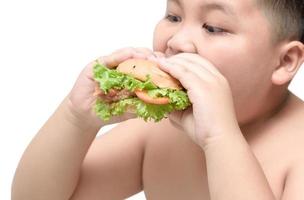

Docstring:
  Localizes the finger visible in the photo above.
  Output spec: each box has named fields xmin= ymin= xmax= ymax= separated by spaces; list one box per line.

xmin=175 ymin=53 xmax=222 ymax=76
xmin=153 ymin=51 xmax=166 ymax=58
xmin=146 ymin=51 xmax=165 ymax=62
xmin=156 ymin=58 xmax=204 ymax=91
xmin=134 ymin=48 xmax=165 ymax=58
xmin=166 ymin=56 xmax=215 ymax=82
xmin=83 ymin=60 xmax=100 ymax=80
xmin=134 ymin=47 xmax=162 ymax=61
xmin=97 ymin=47 xmax=145 ymax=68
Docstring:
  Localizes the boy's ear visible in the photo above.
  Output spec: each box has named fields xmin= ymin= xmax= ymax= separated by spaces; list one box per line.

xmin=272 ymin=41 xmax=304 ymax=85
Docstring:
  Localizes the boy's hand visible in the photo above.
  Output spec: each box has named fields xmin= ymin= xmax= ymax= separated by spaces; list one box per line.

xmin=155 ymin=53 xmax=240 ymax=148
xmin=67 ymin=47 xmax=165 ymax=129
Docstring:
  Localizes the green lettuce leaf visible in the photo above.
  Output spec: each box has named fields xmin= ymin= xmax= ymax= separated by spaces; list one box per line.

xmin=93 ymin=62 xmax=191 ymax=122
xmin=93 ymin=63 xmax=157 ymax=93
xmin=94 ymin=98 xmax=175 ymax=122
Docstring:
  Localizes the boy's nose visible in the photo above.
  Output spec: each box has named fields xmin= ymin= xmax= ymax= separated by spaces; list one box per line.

xmin=166 ymin=29 xmax=197 ymax=55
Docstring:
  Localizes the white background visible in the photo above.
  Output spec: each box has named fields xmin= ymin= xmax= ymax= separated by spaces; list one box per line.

xmin=0 ymin=0 xmax=303 ymax=199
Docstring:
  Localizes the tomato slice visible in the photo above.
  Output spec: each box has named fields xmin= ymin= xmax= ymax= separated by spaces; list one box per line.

xmin=135 ymin=90 xmax=170 ymax=105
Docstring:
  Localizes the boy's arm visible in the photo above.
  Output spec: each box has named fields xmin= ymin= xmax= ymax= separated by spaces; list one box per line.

xmin=11 ymin=97 xmax=101 ymax=200
xmin=11 ymin=97 xmax=147 ymax=200
xmin=69 ymin=118 xmax=149 ymax=200
xmin=11 ymin=47 xmax=159 ymax=200
xmin=203 ymin=132 xmax=277 ymax=200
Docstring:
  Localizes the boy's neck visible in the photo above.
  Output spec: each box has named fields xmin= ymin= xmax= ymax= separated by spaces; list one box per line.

xmin=240 ymin=90 xmax=293 ymax=137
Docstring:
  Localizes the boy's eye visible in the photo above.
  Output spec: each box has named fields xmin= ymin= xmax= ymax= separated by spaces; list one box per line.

xmin=202 ymin=23 xmax=226 ymax=34
xmin=165 ymin=14 xmax=182 ymax=23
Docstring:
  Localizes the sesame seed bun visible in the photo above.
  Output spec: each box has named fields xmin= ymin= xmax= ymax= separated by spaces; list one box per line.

xmin=116 ymin=59 xmax=182 ymax=90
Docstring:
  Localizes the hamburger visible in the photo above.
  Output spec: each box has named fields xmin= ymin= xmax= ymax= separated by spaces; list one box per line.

xmin=93 ymin=59 xmax=191 ymax=122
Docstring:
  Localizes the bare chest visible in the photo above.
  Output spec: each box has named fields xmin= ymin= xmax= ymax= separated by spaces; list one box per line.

xmin=142 ymin=128 xmax=290 ymax=200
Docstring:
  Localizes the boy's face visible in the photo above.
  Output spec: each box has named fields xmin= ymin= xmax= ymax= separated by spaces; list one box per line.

xmin=153 ymin=0 xmax=281 ymax=124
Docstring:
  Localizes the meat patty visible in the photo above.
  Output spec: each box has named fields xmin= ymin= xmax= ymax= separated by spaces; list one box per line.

xmin=94 ymin=84 xmax=135 ymax=103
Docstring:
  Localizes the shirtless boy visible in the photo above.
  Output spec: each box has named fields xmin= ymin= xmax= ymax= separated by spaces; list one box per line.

xmin=12 ymin=0 xmax=304 ymax=199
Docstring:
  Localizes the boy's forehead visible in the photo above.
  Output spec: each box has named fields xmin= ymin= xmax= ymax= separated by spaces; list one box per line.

xmin=167 ymin=0 xmax=257 ymax=15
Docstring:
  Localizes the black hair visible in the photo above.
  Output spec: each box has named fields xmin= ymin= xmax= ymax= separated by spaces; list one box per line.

xmin=258 ymin=0 xmax=304 ymax=43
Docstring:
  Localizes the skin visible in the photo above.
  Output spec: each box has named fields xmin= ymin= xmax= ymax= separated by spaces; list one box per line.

xmin=12 ymin=0 xmax=304 ymax=200
xmin=154 ymin=0 xmax=290 ymax=127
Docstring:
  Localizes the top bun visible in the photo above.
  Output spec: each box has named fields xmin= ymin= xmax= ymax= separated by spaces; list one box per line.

xmin=116 ymin=59 xmax=182 ymax=90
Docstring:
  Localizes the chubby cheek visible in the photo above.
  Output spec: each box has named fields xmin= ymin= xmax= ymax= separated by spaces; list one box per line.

xmin=201 ymin=37 xmax=268 ymax=88
xmin=153 ymin=21 xmax=170 ymax=53
xmin=210 ymin=50 xmax=249 ymax=105
xmin=205 ymin=39 xmax=274 ymax=123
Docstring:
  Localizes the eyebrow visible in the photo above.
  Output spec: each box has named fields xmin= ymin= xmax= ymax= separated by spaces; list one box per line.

xmin=168 ymin=0 xmax=236 ymax=17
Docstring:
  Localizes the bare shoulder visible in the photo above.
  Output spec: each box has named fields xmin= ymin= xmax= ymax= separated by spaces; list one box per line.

xmin=261 ymin=95 xmax=304 ymax=161
xmin=283 ymin=95 xmax=304 ymax=162
xmin=279 ymin=95 xmax=304 ymax=149
xmin=236 ymin=94 xmax=304 ymax=198
xmin=280 ymin=99 xmax=304 ymax=200
xmin=262 ymin=94 xmax=304 ymax=179
xmin=278 ymin=103 xmax=304 ymax=200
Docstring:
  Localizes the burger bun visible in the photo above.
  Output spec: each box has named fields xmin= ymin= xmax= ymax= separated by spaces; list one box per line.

xmin=116 ymin=59 xmax=182 ymax=90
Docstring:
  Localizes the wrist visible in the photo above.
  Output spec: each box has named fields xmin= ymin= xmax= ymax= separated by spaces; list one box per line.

xmin=199 ymin=126 xmax=245 ymax=151
xmin=62 ymin=96 xmax=104 ymax=132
